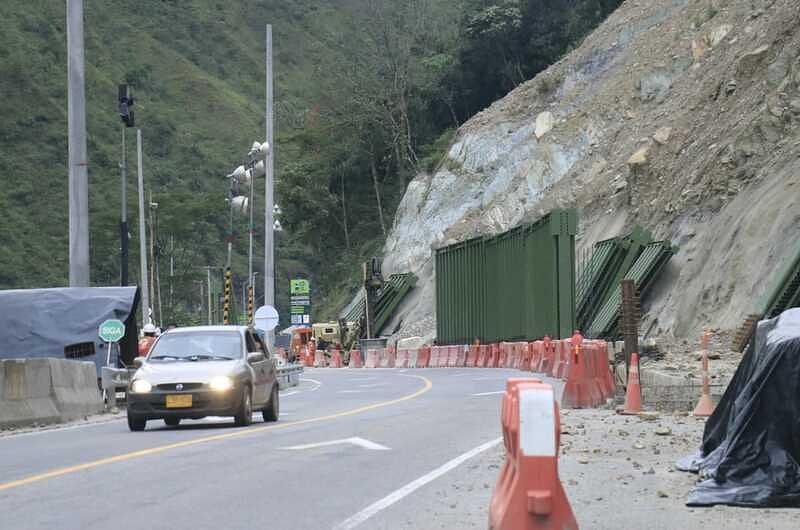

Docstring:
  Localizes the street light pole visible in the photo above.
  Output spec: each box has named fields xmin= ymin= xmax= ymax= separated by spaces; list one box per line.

xmin=67 ymin=0 xmax=90 ymax=287
xmin=248 ymin=157 xmax=254 ymax=293
xmin=265 ymin=24 xmax=275 ymax=314
xmin=136 ymin=129 xmax=150 ymax=324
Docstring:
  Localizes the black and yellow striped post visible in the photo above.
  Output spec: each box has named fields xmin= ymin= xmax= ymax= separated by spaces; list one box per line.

xmin=247 ymin=285 xmax=254 ymax=324
xmin=223 ymin=267 xmax=232 ymax=325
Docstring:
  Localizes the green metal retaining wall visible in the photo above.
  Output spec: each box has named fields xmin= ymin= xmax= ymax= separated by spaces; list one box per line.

xmin=435 ymin=209 xmax=577 ymax=344
xmin=587 ymin=240 xmax=676 ymax=338
xmin=342 ymin=273 xmax=418 ymax=337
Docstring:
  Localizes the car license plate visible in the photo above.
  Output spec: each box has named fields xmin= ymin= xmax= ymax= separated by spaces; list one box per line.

xmin=166 ymin=394 xmax=192 ymax=408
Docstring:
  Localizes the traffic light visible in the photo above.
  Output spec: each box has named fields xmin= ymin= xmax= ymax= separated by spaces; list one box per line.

xmin=118 ymin=84 xmax=135 ymax=127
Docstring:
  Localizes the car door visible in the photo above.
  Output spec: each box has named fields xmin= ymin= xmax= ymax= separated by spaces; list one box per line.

xmin=245 ymin=330 xmax=270 ymax=407
xmin=258 ymin=335 xmax=278 ymax=392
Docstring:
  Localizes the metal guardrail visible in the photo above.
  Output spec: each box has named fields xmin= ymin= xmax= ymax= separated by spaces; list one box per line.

xmin=276 ymin=363 xmax=303 ymax=390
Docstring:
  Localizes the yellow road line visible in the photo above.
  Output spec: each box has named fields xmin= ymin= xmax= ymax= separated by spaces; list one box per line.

xmin=0 ymin=374 xmax=432 ymax=492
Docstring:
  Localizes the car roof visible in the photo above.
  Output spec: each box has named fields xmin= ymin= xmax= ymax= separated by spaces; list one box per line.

xmin=165 ymin=326 xmax=248 ymax=335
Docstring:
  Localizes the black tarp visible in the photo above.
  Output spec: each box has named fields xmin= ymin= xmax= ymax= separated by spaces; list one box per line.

xmin=0 ymin=287 xmax=140 ymax=373
xmin=677 ymin=308 xmax=800 ymax=507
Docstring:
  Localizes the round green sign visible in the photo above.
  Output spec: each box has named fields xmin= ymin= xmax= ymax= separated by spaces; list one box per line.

xmin=98 ymin=319 xmax=126 ymax=343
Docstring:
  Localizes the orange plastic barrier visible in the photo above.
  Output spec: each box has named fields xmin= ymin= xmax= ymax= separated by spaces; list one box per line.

xmin=329 ymin=350 xmax=343 ymax=368
xmin=428 ymin=346 xmax=440 ymax=367
xmin=489 ymin=378 xmax=578 ymax=530
xmin=396 ymin=349 xmax=409 ymax=368
xmin=314 ymin=351 xmax=326 ymax=367
xmin=446 ymin=346 xmax=458 ymax=367
xmin=498 ymin=343 xmax=509 ymax=368
xmin=379 ymin=349 xmax=396 ymax=368
xmin=562 ymin=332 xmax=604 ymax=408
xmin=365 ymin=349 xmax=380 ymax=368
xmin=522 ymin=342 xmax=534 ymax=372
xmin=538 ymin=337 xmax=555 ymax=374
xmin=517 ymin=343 xmax=527 ymax=369
xmin=477 ymin=345 xmax=489 ymax=367
xmin=489 ymin=343 xmax=500 ymax=368
xmin=301 ymin=348 xmax=315 ymax=367
xmin=454 ymin=345 xmax=467 ymax=367
xmin=348 ymin=349 xmax=363 ymax=368
xmin=439 ymin=346 xmax=450 ymax=367
xmin=590 ymin=340 xmax=615 ymax=398
xmin=417 ymin=346 xmax=431 ymax=368
xmin=553 ymin=341 xmax=568 ymax=379
xmin=467 ymin=345 xmax=479 ymax=367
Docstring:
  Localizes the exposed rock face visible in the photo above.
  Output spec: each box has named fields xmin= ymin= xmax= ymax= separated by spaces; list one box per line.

xmin=383 ymin=0 xmax=800 ymax=343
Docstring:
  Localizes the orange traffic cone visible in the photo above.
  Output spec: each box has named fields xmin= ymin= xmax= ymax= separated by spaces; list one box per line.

xmin=621 ymin=352 xmax=642 ymax=414
xmin=692 ymin=331 xmax=715 ymax=417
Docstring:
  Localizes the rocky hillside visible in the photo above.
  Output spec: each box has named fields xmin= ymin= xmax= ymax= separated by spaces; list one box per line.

xmin=383 ymin=0 xmax=800 ymax=342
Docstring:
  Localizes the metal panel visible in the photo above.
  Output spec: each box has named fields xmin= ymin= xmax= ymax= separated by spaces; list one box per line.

xmin=435 ymin=209 xmax=577 ymax=344
xmin=587 ymin=241 xmax=675 ymax=338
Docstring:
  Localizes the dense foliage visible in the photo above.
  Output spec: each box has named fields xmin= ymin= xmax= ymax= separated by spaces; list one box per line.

xmin=0 ymin=0 xmax=620 ymax=327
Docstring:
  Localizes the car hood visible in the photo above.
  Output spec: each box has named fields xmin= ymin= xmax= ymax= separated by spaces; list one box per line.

xmin=134 ymin=360 xmax=242 ymax=383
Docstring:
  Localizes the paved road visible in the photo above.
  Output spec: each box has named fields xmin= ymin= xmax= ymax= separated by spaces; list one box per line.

xmin=0 ymin=368 xmax=539 ymax=530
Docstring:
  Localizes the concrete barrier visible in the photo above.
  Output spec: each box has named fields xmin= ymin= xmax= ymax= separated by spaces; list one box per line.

xmin=50 ymin=358 xmax=103 ymax=421
xmin=0 ymin=358 xmax=103 ymax=428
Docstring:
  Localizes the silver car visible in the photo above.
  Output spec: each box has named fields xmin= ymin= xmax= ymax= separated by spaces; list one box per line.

xmin=126 ymin=326 xmax=279 ymax=431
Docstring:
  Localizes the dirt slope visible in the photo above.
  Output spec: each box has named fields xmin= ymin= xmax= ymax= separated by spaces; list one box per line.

xmin=382 ymin=0 xmax=800 ymax=344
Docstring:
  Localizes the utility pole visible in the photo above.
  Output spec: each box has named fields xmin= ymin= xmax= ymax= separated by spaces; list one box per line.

xmin=120 ymin=126 xmax=128 ymax=286
xmin=169 ymin=234 xmax=174 ymax=309
xmin=67 ymin=0 xmax=90 ymax=286
xmin=265 ymin=24 xmax=275 ymax=322
xmin=118 ymin=84 xmax=134 ymax=286
xmin=206 ymin=266 xmax=213 ymax=325
xmin=136 ymin=129 xmax=150 ymax=324
xmin=149 ymin=191 xmax=157 ymax=325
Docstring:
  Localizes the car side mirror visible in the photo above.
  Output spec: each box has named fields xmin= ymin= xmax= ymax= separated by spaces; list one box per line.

xmin=247 ymin=352 xmax=265 ymax=363
xmin=133 ymin=356 xmax=146 ymax=368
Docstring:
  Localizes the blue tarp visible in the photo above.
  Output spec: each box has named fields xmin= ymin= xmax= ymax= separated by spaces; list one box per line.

xmin=0 ymin=286 xmax=140 ymax=373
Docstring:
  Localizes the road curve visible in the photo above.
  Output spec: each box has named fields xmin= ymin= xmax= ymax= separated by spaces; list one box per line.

xmin=0 ymin=368 xmax=545 ymax=530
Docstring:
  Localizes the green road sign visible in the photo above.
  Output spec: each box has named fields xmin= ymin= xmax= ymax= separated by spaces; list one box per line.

xmin=98 ymin=319 xmax=125 ymax=343
xmin=290 ymin=279 xmax=310 ymax=295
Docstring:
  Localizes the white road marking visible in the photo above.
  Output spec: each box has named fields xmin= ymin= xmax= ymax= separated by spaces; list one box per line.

xmin=357 ymin=383 xmax=386 ymax=388
xmin=338 ymin=390 xmax=366 ymax=394
xmin=332 ymin=437 xmax=503 ymax=530
xmin=282 ymin=437 xmax=390 ymax=451
xmin=282 ymin=391 xmax=299 ymax=397
xmin=299 ymin=377 xmax=323 ymax=392
xmin=471 ymin=390 xmax=505 ymax=396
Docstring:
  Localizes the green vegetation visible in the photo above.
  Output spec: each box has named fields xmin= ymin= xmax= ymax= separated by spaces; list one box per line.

xmin=0 ymin=0 xmax=620 ymax=327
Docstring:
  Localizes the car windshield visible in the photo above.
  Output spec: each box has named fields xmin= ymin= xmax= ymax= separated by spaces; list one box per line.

xmin=148 ymin=331 xmax=242 ymax=361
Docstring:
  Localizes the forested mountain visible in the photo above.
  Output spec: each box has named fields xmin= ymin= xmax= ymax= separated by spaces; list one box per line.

xmin=0 ymin=0 xmax=620 ymax=326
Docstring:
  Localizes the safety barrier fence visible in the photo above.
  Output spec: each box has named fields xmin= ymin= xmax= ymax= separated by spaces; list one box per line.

xmin=306 ymin=333 xmax=615 ymax=409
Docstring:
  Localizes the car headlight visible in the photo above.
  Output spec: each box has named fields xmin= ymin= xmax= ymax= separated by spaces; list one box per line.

xmin=131 ymin=379 xmax=152 ymax=394
xmin=209 ymin=376 xmax=234 ymax=391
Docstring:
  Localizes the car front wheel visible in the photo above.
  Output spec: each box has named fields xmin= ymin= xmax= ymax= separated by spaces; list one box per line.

xmin=234 ymin=387 xmax=252 ymax=427
xmin=263 ymin=385 xmax=279 ymax=422
xmin=127 ymin=413 xmax=146 ymax=432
